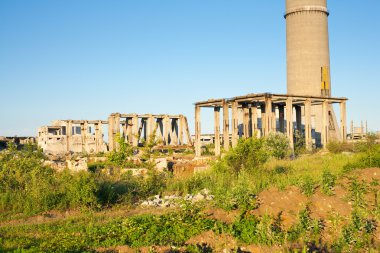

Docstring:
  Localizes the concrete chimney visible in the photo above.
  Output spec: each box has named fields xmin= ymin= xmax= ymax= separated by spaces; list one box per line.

xmin=285 ymin=0 xmax=331 ymax=96
xmin=285 ymin=0 xmax=341 ymax=144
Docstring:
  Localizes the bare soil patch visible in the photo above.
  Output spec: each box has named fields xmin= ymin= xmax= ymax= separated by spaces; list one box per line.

xmin=186 ymin=230 xmax=238 ymax=252
xmin=252 ymin=186 xmax=308 ymax=229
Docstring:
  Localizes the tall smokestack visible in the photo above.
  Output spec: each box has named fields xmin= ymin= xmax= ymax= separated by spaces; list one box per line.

xmin=285 ymin=0 xmax=331 ymax=97
xmin=285 ymin=0 xmax=341 ymax=144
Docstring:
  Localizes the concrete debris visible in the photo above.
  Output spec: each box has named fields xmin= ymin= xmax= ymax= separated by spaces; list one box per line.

xmin=140 ymin=189 xmax=214 ymax=208
xmin=66 ymin=157 xmax=88 ymax=172
xmin=153 ymin=157 xmax=168 ymax=172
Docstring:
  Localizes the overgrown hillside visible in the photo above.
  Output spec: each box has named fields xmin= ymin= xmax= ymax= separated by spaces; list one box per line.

xmin=1 ymin=135 xmax=380 ymax=252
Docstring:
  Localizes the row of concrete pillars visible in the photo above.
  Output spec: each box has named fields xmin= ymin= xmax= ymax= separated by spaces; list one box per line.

xmin=108 ymin=113 xmax=192 ymax=151
xmin=195 ymin=97 xmax=347 ymax=156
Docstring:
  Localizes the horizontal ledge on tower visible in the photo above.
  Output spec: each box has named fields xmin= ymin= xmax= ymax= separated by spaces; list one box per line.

xmin=284 ymin=5 xmax=329 ymax=18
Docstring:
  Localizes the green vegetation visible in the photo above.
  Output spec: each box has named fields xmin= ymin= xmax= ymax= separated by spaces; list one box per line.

xmin=1 ymin=134 xmax=380 ymax=252
xmin=0 ymin=142 xmax=166 ymax=220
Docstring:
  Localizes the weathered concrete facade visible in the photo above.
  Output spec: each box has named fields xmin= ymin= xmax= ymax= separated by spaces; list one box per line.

xmin=38 ymin=120 xmax=108 ymax=155
xmin=194 ymin=93 xmax=347 ymax=156
xmin=38 ymin=114 xmax=192 ymax=155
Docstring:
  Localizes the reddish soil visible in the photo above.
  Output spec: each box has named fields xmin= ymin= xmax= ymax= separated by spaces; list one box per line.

xmin=186 ymin=230 xmax=238 ymax=252
xmin=252 ymin=186 xmax=308 ymax=229
xmin=309 ymin=186 xmax=352 ymax=220
xmin=204 ymin=208 xmax=240 ymax=224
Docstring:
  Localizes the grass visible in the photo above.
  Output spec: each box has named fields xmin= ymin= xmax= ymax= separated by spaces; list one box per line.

xmin=165 ymin=152 xmax=364 ymax=211
xmin=1 ymin=137 xmax=380 ymax=252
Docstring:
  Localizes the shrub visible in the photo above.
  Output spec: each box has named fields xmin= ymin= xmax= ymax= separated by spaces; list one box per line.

xmin=294 ymin=130 xmax=306 ymax=156
xmin=224 ymin=137 xmax=268 ymax=174
xmin=264 ymin=132 xmax=290 ymax=159
xmin=321 ymin=170 xmax=337 ymax=196
xmin=108 ymin=134 xmax=134 ymax=167
xmin=299 ymin=176 xmax=316 ymax=196
xmin=332 ymin=211 xmax=377 ymax=252
xmin=231 ymin=212 xmax=285 ymax=245
xmin=287 ymin=207 xmax=324 ymax=243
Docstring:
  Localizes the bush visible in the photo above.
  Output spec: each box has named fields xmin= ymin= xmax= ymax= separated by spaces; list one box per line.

xmin=224 ymin=137 xmax=268 ymax=174
xmin=108 ymin=134 xmax=134 ymax=167
xmin=231 ymin=213 xmax=285 ymax=245
xmin=264 ymin=132 xmax=290 ymax=159
xmin=299 ymin=176 xmax=316 ymax=197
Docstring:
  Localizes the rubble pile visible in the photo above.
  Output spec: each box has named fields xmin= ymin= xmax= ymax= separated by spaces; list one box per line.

xmin=140 ymin=189 xmax=214 ymax=208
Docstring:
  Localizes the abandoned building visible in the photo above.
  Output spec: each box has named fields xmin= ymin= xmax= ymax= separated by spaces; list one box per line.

xmin=194 ymin=93 xmax=347 ymax=156
xmin=38 ymin=120 xmax=108 ymax=154
xmin=38 ymin=113 xmax=192 ymax=155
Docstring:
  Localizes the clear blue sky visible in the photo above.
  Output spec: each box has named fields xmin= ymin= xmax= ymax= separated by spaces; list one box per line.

xmin=1 ymin=0 xmax=379 ymax=136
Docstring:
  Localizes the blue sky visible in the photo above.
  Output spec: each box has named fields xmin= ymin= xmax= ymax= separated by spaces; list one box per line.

xmin=1 ymin=0 xmax=379 ymax=136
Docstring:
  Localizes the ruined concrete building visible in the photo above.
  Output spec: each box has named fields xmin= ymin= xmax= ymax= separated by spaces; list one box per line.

xmin=38 ymin=120 xmax=108 ymax=154
xmin=194 ymin=93 xmax=347 ymax=156
xmin=38 ymin=113 xmax=192 ymax=155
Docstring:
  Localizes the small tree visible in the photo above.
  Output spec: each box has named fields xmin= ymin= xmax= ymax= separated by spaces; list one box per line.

xmin=108 ymin=134 xmax=134 ymax=166
xmin=225 ymin=136 xmax=269 ymax=175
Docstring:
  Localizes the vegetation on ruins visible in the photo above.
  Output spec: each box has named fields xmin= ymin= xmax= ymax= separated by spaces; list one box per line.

xmin=1 ymin=134 xmax=380 ymax=252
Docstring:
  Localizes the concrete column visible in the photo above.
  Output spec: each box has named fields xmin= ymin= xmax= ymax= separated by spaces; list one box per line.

xmin=322 ymin=100 xmax=329 ymax=148
xmin=147 ymin=115 xmax=155 ymax=142
xmin=279 ymin=105 xmax=285 ymax=133
xmin=304 ymin=99 xmax=312 ymax=151
xmin=265 ymin=97 xmax=272 ymax=135
xmin=250 ymin=105 xmax=258 ymax=137
xmin=272 ymin=106 xmax=277 ymax=133
xmin=98 ymin=121 xmax=104 ymax=151
xmin=243 ymin=104 xmax=250 ymax=139
xmin=81 ymin=121 xmax=88 ymax=153
xmin=132 ymin=115 xmax=139 ymax=147
xmin=126 ymin=118 xmax=133 ymax=144
xmin=286 ymin=97 xmax=294 ymax=149
xmin=184 ymin=116 xmax=192 ymax=145
xmin=231 ymin=101 xmax=239 ymax=147
xmin=163 ymin=115 xmax=170 ymax=145
xmin=195 ymin=106 xmax=201 ymax=157
xmin=108 ymin=114 xmax=115 ymax=151
xmin=95 ymin=123 xmax=100 ymax=153
xmin=178 ymin=116 xmax=183 ymax=145
xmin=114 ymin=113 xmax=121 ymax=151
xmin=66 ymin=120 xmax=72 ymax=153
xmin=214 ymin=107 xmax=221 ymax=156
xmin=222 ymin=100 xmax=230 ymax=151
xmin=340 ymin=101 xmax=347 ymax=141
xmin=350 ymin=120 xmax=354 ymax=139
